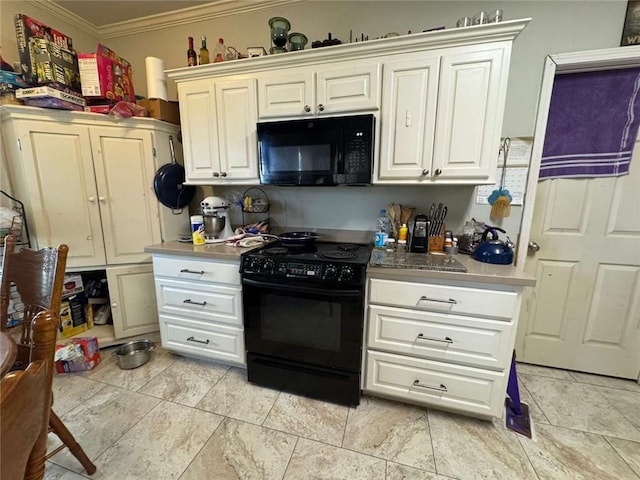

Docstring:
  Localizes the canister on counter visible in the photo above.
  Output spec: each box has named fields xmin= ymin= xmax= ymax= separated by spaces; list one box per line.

xmin=190 ymin=215 xmax=206 ymax=245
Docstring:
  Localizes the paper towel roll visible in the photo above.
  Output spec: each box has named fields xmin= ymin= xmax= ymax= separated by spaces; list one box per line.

xmin=145 ymin=56 xmax=168 ymax=101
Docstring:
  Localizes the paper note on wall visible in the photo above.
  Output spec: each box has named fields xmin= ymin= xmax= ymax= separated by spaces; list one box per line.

xmin=476 ymin=167 xmax=529 ymax=205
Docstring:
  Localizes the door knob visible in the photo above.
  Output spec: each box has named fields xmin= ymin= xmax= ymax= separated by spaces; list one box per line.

xmin=528 ymin=241 xmax=540 ymax=254
xmin=434 ymin=169 xmax=442 ymax=176
xmin=421 ymin=169 xmax=429 ymax=176
xmin=303 ymin=105 xmax=311 ymax=113
xmin=318 ymin=104 xmax=325 ymax=112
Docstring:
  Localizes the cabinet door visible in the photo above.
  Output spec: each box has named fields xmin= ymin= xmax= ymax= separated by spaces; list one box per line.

xmin=258 ymin=70 xmax=314 ymax=118
xmin=177 ymin=79 xmax=220 ymax=181
xmin=317 ymin=62 xmax=381 ymax=114
xmin=13 ymin=121 xmax=106 ymax=267
xmin=377 ymin=56 xmax=439 ymax=181
xmin=89 ymin=127 xmax=161 ymax=265
xmin=433 ymin=46 xmax=506 ymax=181
xmin=107 ymin=264 xmax=158 ymax=338
xmin=215 ymin=78 xmax=259 ymax=182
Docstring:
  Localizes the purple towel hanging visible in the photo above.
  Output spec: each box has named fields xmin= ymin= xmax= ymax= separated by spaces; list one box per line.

xmin=540 ymin=67 xmax=640 ymax=180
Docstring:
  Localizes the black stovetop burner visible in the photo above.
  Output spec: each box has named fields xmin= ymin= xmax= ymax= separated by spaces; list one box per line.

xmin=249 ymin=241 xmax=371 ymax=265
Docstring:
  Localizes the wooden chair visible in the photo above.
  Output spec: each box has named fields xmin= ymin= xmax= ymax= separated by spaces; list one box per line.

xmin=0 ymin=235 xmax=96 ymax=475
xmin=1 ymin=309 xmax=57 ymax=480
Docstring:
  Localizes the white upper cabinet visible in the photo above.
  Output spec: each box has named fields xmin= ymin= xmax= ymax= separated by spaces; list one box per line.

xmin=258 ymin=62 xmax=381 ymax=118
xmin=377 ymin=44 xmax=509 ymax=184
xmin=178 ymin=77 xmax=258 ymax=184
xmin=167 ymin=20 xmax=528 ymax=186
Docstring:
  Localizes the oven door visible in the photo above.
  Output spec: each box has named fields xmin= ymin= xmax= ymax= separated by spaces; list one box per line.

xmin=242 ymin=278 xmax=364 ymax=372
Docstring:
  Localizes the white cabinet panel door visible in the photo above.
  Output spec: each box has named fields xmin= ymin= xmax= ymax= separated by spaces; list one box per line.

xmin=90 ymin=128 xmax=160 ymax=265
xmin=178 ymin=79 xmax=219 ymax=181
xmin=378 ymin=56 xmax=439 ymax=181
xmin=107 ymin=264 xmax=159 ymax=339
xmin=215 ymin=79 xmax=259 ymax=181
xmin=518 ymin=138 xmax=640 ymax=379
xmin=317 ymin=62 xmax=381 ymax=114
xmin=433 ymin=46 xmax=506 ymax=181
xmin=258 ymin=71 xmax=314 ymax=118
xmin=14 ymin=121 xmax=106 ymax=267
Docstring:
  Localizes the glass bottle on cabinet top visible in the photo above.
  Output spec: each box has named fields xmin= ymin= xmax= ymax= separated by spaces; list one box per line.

xmin=199 ymin=36 xmax=210 ymax=65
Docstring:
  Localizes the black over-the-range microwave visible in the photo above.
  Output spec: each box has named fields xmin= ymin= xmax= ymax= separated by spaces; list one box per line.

xmin=256 ymin=114 xmax=374 ymax=186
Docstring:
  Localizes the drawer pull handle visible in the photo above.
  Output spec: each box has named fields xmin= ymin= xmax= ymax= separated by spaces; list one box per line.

xmin=417 ymin=333 xmax=453 ymax=344
xmin=183 ymin=299 xmax=207 ymax=306
xmin=419 ymin=296 xmax=457 ymax=305
xmin=186 ymin=336 xmax=210 ymax=345
xmin=180 ymin=269 xmax=205 ymax=274
xmin=412 ymin=380 xmax=447 ymax=392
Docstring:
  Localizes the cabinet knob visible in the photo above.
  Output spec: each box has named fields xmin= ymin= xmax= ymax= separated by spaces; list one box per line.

xmin=220 ymin=172 xmax=227 ymax=177
xmin=111 ymin=302 xmax=118 ymax=308
xmin=86 ymin=235 xmax=92 ymax=240
xmin=434 ymin=169 xmax=442 ymax=176
xmin=99 ymin=196 xmax=106 ymax=203
xmin=212 ymin=172 xmax=220 ymax=177
xmin=318 ymin=104 xmax=325 ymax=112
xmin=421 ymin=169 xmax=429 ymax=176
xmin=88 ymin=196 xmax=96 ymax=203
xmin=303 ymin=105 xmax=311 ymax=113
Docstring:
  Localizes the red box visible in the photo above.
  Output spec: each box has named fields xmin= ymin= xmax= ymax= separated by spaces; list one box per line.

xmin=55 ymin=337 xmax=100 ymax=373
xmin=78 ymin=44 xmax=134 ymax=102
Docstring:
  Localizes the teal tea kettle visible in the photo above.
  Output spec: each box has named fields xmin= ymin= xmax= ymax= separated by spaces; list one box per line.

xmin=473 ymin=227 xmax=514 ymax=265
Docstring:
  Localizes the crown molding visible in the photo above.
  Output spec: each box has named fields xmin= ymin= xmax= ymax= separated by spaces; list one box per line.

xmin=98 ymin=0 xmax=305 ymax=39
xmin=24 ymin=0 xmax=99 ymax=38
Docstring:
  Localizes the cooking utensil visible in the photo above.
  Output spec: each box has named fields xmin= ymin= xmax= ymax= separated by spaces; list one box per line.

xmin=473 ymin=226 xmax=514 ymax=264
xmin=277 ymin=231 xmax=320 ymax=247
xmin=153 ymin=136 xmax=195 ymax=211
xmin=112 ymin=339 xmax=155 ymax=369
xmin=400 ymin=206 xmax=416 ymax=226
xmin=489 ymin=138 xmax=512 ymax=218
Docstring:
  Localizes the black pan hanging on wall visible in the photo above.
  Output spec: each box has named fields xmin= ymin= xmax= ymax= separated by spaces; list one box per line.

xmin=153 ymin=135 xmax=195 ymax=213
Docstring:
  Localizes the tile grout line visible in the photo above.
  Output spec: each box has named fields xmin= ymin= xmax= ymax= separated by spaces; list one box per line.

xmin=175 ymin=414 xmax=226 ymax=480
xmin=601 ymin=434 xmax=640 ymax=480
xmin=425 ymin=408 xmax=440 ymax=476
xmin=279 ymin=435 xmax=300 ymax=480
xmin=593 ymin=387 xmax=640 ymax=438
xmin=514 ymin=428 xmax=544 ymax=480
xmin=519 ymin=381 xmax=552 ymax=425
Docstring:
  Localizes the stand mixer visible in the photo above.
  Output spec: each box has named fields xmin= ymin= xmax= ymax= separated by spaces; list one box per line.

xmin=200 ymin=196 xmax=235 ymax=242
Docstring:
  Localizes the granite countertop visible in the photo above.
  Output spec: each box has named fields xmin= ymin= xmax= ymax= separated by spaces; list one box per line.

xmin=367 ymin=249 xmax=536 ymax=287
xmin=144 ymin=240 xmax=266 ymax=261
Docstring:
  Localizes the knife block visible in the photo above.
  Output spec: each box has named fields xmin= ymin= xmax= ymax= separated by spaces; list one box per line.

xmin=428 ymin=224 xmax=445 ymax=253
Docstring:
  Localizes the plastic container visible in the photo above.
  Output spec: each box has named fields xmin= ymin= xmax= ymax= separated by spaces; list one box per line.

xmin=397 ymin=239 xmax=408 ymax=256
xmin=398 ymin=224 xmax=408 ymax=241
xmin=385 ymin=238 xmax=396 ymax=252
xmin=191 ymin=215 xmax=205 ymax=245
xmin=214 ymin=38 xmax=225 ymax=62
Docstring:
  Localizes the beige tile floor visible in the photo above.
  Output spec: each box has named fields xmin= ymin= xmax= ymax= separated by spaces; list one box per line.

xmin=44 ymin=349 xmax=640 ymax=480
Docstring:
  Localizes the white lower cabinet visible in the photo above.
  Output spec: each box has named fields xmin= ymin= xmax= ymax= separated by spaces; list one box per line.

xmin=152 ymin=254 xmax=245 ymax=366
xmin=364 ymin=274 xmax=522 ymax=418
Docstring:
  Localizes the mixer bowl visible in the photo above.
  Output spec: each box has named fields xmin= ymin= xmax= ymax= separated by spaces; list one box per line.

xmin=204 ymin=215 xmax=225 ymax=237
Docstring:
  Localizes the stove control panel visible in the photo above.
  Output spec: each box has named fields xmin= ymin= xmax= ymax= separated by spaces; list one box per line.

xmin=242 ymin=258 xmax=361 ymax=284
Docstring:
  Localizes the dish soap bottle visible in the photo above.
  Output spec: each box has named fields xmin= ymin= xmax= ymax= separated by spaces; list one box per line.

xmin=214 ymin=37 xmax=225 ymax=63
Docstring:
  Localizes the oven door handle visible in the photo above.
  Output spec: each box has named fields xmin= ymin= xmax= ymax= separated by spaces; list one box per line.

xmin=242 ymin=278 xmax=362 ymax=297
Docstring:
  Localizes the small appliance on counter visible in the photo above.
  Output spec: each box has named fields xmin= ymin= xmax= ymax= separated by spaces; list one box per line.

xmin=409 ymin=214 xmax=429 ymax=253
xmin=473 ymin=226 xmax=514 ymax=265
xmin=200 ymin=196 xmax=234 ymax=242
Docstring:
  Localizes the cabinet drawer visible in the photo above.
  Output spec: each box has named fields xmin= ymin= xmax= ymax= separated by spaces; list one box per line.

xmin=155 ymin=278 xmax=242 ymax=326
xmin=368 ymin=278 xmax=517 ymax=320
xmin=160 ymin=314 xmax=245 ymax=365
xmin=152 ymin=255 xmax=240 ymax=285
xmin=365 ymin=350 xmax=505 ymax=418
xmin=368 ymin=305 xmax=512 ymax=369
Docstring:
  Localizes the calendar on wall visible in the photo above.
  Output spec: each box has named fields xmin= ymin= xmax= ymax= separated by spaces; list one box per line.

xmin=475 ymin=137 xmax=532 ymax=206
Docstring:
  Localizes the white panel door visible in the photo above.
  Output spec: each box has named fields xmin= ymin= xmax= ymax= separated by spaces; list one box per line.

xmin=107 ymin=264 xmax=159 ymax=338
xmin=14 ymin=121 xmax=106 ymax=267
xmin=317 ymin=62 xmax=381 ymax=114
xmin=433 ymin=47 xmax=505 ymax=181
xmin=177 ymin=79 xmax=219 ymax=181
xmin=377 ymin=56 xmax=439 ymax=181
xmin=90 ymin=127 xmax=160 ymax=265
xmin=215 ymin=78 xmax=259 ymax=182
xmin=519 ymin=138 xmax=640 ymax=378
xmin=257 ymin=70 xmax=314 ymax=118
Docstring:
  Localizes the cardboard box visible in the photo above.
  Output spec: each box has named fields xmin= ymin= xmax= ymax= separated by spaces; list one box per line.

xmin=16 ymin=86 xmax=86 ymax=110
xmin=136 ymin=99 xmax=180 ymax=125
xmin=77 ymin=44 xmax=134 ymax=102
xmin=62 ymin=274 xmax=84 ymax=298
xmin=14 ymin=14 xmax=74 ymax=82
xmin=59 ymin=293 xmax=91 ymax=338
xmin=28 ymin=38 xmax=81 ymax=92
xmin=55 ymin=337 xmax=100 ymax=373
